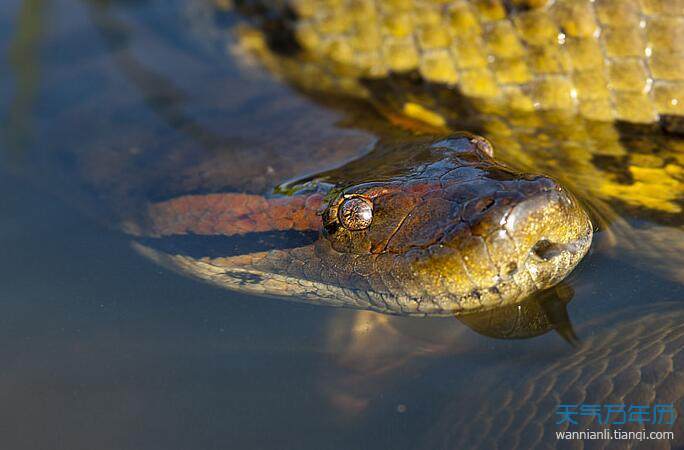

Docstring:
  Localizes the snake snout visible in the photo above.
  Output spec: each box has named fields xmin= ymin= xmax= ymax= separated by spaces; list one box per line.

xmin=504 ymin=182 xmax=593 ymax=288
xmin=406 ymin=173 xmax=592 ymax=315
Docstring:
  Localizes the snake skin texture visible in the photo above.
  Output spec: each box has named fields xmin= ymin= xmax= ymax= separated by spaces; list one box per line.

xmin=420 ymin=304 xmax=684 ymax=449
xmin=231 ymin=0 xmax=684 ymax=124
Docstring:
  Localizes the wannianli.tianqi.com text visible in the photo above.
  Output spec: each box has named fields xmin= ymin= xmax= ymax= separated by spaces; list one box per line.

xmin=556 ymin=429 xmax=675 ymax=441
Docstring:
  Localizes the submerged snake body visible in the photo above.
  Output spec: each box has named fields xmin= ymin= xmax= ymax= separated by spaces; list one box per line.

xmin=422 ymin=304 xmax=684 ymax=449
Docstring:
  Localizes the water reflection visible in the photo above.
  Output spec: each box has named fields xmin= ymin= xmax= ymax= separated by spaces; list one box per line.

xmin=320 ymin=283 xmax=578 ymax=420
xmin=457 ymin=283 xmax=577 ymax=343
xmin=85 ymin=0 xmax=230 ymax=150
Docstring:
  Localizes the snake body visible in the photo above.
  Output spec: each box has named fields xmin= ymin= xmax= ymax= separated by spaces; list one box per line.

xmin=230 ymin=0 xmax=684 ymax=126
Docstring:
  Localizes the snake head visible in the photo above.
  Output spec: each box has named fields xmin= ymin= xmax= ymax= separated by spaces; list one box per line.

xmin=320 ymin=134 xmax=593 ymax=315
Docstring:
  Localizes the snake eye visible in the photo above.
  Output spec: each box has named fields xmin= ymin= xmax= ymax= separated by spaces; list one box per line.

xmin=338 ymin=196 xmax=373 ymax=231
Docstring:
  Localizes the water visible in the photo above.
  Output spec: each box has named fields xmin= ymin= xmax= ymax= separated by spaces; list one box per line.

xmin=1 ymin=1 xmax=683 ymax=449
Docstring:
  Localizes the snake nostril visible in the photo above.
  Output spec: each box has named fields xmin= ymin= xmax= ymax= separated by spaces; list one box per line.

xmin=532 ymin=239 xmax=563 ymax=260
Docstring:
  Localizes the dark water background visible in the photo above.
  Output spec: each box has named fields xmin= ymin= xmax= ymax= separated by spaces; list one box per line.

xmin=1 ymin=1 xmax=682 ymax=449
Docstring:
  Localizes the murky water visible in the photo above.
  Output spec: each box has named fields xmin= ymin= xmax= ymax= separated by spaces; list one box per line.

xmin=2 ymin=1 xmax=683 ymax=449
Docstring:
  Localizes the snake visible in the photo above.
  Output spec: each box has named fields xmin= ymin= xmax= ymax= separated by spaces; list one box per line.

xmin=198 ymin=5 xmax=681 ymax=445
xmin=15 ymin=1 xmax=680 ymax=447
xmin=64 ymin=0 xmax=683 ymax=314
xmin=107 ymin=0 xmax=684 ymax=317
xmin=26 ymin=2 xmax=679 ymax=448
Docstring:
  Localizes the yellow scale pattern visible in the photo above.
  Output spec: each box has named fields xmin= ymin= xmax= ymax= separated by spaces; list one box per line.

xmin=286 ymin=0 xmax=684 ymax=123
